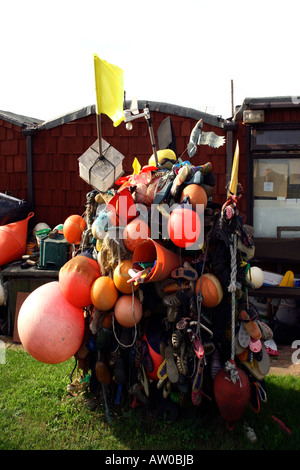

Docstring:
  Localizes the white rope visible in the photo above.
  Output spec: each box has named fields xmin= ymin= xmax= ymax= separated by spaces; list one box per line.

xmin=224 ymin=360 xmax=242 ymax=387
xmin=228 ymin=233 xmax=237 ymax=360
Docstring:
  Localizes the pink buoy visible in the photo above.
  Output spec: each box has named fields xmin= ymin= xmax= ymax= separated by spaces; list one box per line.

xmin=114 ymin=294 xmax=143 ymax=328
xmin=18 ymin=281 xmax=85 ymax=364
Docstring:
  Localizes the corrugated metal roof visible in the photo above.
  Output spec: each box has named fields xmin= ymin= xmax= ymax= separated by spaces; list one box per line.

xmin=0 ymin=110 xmax=43 ymax=128
xmin=233 ymin=95 xmax=300 ymax=120
xmin=1 ymin=101 xmax=227 ymax=132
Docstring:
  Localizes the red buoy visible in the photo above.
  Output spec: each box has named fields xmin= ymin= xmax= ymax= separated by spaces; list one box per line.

xmin=213 ymin=360 xmax=250 ymax=429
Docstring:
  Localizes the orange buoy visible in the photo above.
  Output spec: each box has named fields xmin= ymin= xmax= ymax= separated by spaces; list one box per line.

xmin=195 ymin=273 xmax=223 ymax=308
xmin=0 ymin=212 xmax=34 ymax=266
xmin=90 ymin=276 xmax=118 ymax=311
xmin=63 ymin=214 xmax=86 ymax=245
xmin=59 ymin=253 xmax=101 ymax=308
xmin=113 ymin=259 xmax=139 ymax=294
xmin=114 ymin=294 xmax=142 ymax=328
xmin=123 ymin=218 xmax=150 ymax=252
xmin=17 ymin=281 xmax=85 ymax=364
xmin=180 ymin=184 xmax=207 ymax=211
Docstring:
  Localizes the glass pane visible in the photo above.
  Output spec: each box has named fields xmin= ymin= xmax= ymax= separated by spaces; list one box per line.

xmin=256 ymin=129 xmax=300 ymax=146
xmin=253 ymin=158 xmax=300 ymax=237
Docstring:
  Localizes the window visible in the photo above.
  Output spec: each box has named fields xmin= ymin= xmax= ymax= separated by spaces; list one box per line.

xmin=253 ymin=157 xmax=300 ymax=237
xmin=248 ymin=123 xmax=300 ymax=239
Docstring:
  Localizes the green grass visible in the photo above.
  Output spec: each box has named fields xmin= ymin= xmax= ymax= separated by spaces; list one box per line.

xmin=0 ymin=347 xmax=299 ymax=450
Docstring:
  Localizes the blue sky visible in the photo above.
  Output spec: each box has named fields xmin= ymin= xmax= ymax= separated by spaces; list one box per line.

xmin=1 ymin=0 xmax=299 ymax=121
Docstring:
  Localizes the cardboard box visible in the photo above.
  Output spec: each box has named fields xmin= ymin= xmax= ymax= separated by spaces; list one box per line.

xmin=78 ymin=138 xmax=124 ymax=192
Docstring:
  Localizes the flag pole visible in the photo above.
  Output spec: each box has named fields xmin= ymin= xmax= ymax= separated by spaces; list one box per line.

xmin=96 ymin=112 xmax=103 ymax=158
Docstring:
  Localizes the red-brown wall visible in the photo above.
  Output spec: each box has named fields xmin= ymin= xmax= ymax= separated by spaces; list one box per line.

xmin=0 ymin=107 xmax=228 ymax=229
xmin=0 ymin=118 xmax=27 ymax=200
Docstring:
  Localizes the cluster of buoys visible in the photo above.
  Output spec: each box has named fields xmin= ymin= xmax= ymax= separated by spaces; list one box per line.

xmin=17 ymin=149 xmax=272 ymax=429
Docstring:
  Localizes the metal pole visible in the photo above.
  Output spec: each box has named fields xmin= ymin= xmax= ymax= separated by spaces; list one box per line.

xmin=96 ymin=113 xmax=103 ymax=157
xmin=231 ymin=80 xmax=234 ymax=117
xmin=145 ymin=107 xmax=158 ymax=167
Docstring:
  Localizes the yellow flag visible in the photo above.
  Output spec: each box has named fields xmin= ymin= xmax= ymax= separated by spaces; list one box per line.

xmin=94 ymin=54 xmax=125 ymax=127
xmin=132 ymin=157 xmax=141 ymax=175
xmin=228 ymin=140 xmax=239 ymax=196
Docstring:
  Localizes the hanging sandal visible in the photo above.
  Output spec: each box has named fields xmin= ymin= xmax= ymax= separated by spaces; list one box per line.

xmin=163 ymin=293 xmax=181 ymax=307
xmin=239 ymin=310 xmax=262 ymax=340
xmin=238 ymin=322 xmax=250 ymax=348
xmin=191 ymin=388 xmax=203 ymax=406
xmin=167 ymin=305 xmax=180 ymax=323
xmin=129 ymin=383 xmax=148 ymax=405
xmin=257 ymin=320 xmax=273 ymax=340
xmin=176 ymin=317 xmax=190 ymax=330
xmin=171 ymin=264 xmax=198 ymax=282
xmin=250 ymin=381 xmax=261 ymax=413
xmin=192 ymin=357 xmax=204 ymax=392
xmin=164 ymin=345 xmax=179 ymax=383
xmin=188 ymin=330 xmax=205 ymax=359
xmin=171 ymin=329 xmax=185 ymax=350
xmin=157 ymin=358 xmax=167 ymax=381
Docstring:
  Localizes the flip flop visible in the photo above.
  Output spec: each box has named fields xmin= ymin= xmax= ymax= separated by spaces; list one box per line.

xmin=239 ymin=310 xmax=262 ymax=340
xmin=170 ymin=165 xmax=190 ymax=198
xmin=257 ymin=320 xmax=273 ymax=340
xmin=257 ymin=343 xmax=270 ymax=376
xmin=249 ymin=337 xmax=262 ymax=353
xmin=235 ymin=333 xmax=246 ymax=355
xmin=237 ymin=347 xmax=249 ymax=362
xmin=238 ymin=322 xmax=250 ymax=348
xmin=264 ymin=338 xmax=278 ymax=357
xmin=242 ymin=357 xmax=265 ymax=381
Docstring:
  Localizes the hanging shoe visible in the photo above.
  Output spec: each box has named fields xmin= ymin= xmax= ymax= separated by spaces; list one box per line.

xmin=164 ymin=345 xmax=179 ymax=383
